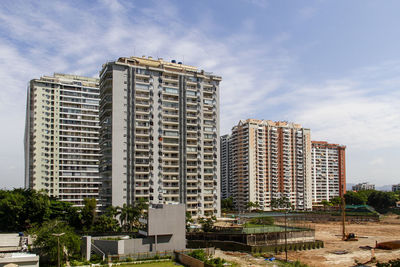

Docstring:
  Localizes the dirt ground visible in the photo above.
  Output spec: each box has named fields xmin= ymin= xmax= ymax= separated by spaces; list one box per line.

xmin=214 ymin=215 xmax=400 ymax=267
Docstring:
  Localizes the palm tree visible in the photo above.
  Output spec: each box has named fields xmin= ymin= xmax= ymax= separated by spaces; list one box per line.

xmin=119 ymin=204 xmax=136 ymax=231
xmin=105 ymin=205 xmax=120 ymax=218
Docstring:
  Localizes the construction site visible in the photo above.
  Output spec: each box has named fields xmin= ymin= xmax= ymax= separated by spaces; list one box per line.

xmin=188 ymin=213 xmax=323 ymax=254
xmin=208 ymin=214 xmax=400 ymax=267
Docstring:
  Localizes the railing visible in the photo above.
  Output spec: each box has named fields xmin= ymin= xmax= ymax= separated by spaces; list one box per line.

xmin=91 ymin=243 xmax=105 ymax=261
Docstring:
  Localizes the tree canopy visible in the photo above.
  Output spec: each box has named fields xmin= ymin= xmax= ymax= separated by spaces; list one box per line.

xmin=28 ymin=220 xmax=81 ymax=265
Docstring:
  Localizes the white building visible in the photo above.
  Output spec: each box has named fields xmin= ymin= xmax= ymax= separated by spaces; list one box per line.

xmin=24 ymin=74 xmax=100 ymax=207
xmin=311 ymin=141 xmax=346 ymax=203
xmin=352 ymin=182 xmax=375 ymax=191
xmin=99 ymin=56 xmax=221 ymax=217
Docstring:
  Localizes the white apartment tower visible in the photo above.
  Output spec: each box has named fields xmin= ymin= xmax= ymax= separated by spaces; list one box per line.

xmin=311 ymin=141 xmax=346 ymax=203
xmin=220 ymin=134 xmax=233 ymax=199
xmin=24 ymin=74 xmax=100 ymax=207
xmin=99 ymin=56 xmax=221 ymax=217
xmin=352 ymin=182 xmax=375 ymax=191
xmin=230 ymin=119 xmax=312 ymax=211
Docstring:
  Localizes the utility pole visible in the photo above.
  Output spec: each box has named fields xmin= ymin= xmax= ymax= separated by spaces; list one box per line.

xmin=341 ymin=185 xmax=346 ymax=240
xmin=285 ymin=210 xmax=288 ymax=262
xmin=52 ymin=233 xmax=65 ymax=267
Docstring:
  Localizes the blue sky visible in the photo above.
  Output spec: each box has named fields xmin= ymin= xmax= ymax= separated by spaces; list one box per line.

xmin=0 ymin=0 xmax=399 ymax=188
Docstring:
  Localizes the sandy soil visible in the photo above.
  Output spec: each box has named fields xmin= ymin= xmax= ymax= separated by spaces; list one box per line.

xmin=286 ymin=215 xmax=400 ymax=267
xmin=214 ymin=250 xmax=278 ymax=267
xmin=214 ymin=215 xmax=400 ymax=267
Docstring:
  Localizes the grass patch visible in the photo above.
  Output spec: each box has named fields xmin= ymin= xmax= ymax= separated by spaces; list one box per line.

xmin=117 ymin=261 xmax=178 ymax=267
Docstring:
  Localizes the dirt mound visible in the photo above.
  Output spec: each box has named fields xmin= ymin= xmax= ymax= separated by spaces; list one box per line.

xmin=376 ymin=240 xmax=400 ymax=250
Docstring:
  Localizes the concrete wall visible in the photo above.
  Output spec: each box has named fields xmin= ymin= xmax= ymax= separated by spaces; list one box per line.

xmin=93 ymin=240 xmax=124 ymax=255
xmin=0 ymin=254 xmax=39 ymax=267
xmin=81 ymin=236 xmax=91 ymax=261
xmin=111 ymin=65 xmax=129 ymax=207
xmin=175 ymin=252 xmax=204 ymax=267
xmin=0 ymin=234 xmax=20 ymax=248
xmin=146 ymin=204 xmax=186 ymax=252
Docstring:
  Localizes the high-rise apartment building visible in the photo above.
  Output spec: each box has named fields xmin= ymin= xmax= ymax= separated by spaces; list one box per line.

xmin=24 ymin=74 xmax=100 ymax=207
xmin=230 ymin=119 xmax=312 ymax=211
xmin=220 ymin=134 xmax=233 ymax=199
xmin=99 ymin=56 xmax=221 ymax=217
xmin=311 ymin=141 xmax=346 ymax=203
xmin=352 ymin=182 xmax=375 ymax=191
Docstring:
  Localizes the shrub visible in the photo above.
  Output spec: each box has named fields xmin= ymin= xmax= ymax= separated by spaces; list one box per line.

xmin=249 ymin=216 xmax=274 ymax=225
xmin=188 ymin=249 xmax=207 ymax=262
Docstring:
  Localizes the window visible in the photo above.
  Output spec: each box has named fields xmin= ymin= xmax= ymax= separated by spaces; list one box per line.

xmin=164 ymin=87 xmax=178 ymax=94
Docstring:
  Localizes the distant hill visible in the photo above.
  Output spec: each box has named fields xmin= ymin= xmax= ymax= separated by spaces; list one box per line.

xmin=375 ymin=185 xmax=392 ymax=192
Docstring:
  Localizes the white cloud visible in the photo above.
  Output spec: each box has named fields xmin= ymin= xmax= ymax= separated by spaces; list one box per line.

xmin=370 ymin=157 xmax=384 ymax=166
xmin=1 ymin=0 xmax=398 ymax=188
xmin=242 ymin=0 xmax=269 ymax=8
xmin=0 ymin=0 xmax=293 ymax=188
xmin=298 ymin=6 xmax=317 ymax=20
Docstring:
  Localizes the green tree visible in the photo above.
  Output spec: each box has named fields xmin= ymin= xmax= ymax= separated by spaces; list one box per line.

xmin=29 ymin=220 xmax=80 ymax=266
xmin=104 ymin=205 xmax=120 ymax=218
xmin=49 ymin=200 xmax=82 ymax=230
xmin=119 ymin=204 xmax=137 ymax=231
xmin=321 ymin=200 xmax=332 ymax=211
xmin=0 ymin=189 xmax=54 ymax=231
xmin=367 ymin=191 xmax=397 ymax=212
xmin=0 ymin=189 xmax=26 ymax=231
xmin=118 ymin=198 xmax=149 ymax=231
xmin=134 ymin=198 xmax=149 ymax=215
xmin=344 ymin=191 xmax=367 ymax=205
xmin=221 ymin=197 xmax=234 ymax=211
xmin=271 ymin=196 xmax=292 ymax=210
xmin=92 ymin=215 xmax=120 ymax=232
xmin=330 ymin=196 xmax=342 ymax=206
xmin=81 ymin=198 xmax=97 ymax=231
xmin=199 ymin=216 xmax=216 ymax=232
xmin=246 ymin=201 xmax=261 ymax=211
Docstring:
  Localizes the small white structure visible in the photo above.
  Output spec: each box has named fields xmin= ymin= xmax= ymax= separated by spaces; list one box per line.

xmin=0 ymin=234 xmax=38 ymax=267
xmin=0 ymin=253 xmax=39 ymax=267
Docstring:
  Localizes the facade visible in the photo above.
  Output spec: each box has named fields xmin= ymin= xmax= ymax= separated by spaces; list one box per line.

xmin=220 ymin=134 xmax=233 ymax=199
xmin=84 ymin=204 xmax=185 ymax=258
xmin=24 ymin=74 xmax=100 ymax=207
xmin=99 ymin=56 xmax=221 ymax=217
xmin=352 ymin=182 xmax=375 ymax=191
xmin=311 ymin=141 xmax=346 ymax=203
xmin=230 ymin=119 xmax=312 ymax=211
xmin=392 ymin=184 xmax=400 ymax=192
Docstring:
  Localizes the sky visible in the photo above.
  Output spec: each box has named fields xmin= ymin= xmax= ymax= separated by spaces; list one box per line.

xmin=0 ymin=0 xmax=399 ymax=188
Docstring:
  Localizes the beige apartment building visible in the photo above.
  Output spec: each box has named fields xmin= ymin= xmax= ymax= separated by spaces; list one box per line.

xmin=311 ymin=141 xmax=346 ymax=204
xmin=99 ymin=56 xmax=221 ymax=217
xmin=24 ymin=74 xmax=100 ymax=207
xmin=230 ymin=119 xmax=312 ymax=211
